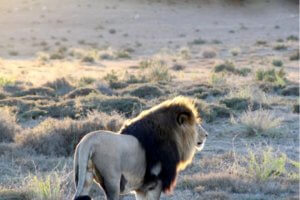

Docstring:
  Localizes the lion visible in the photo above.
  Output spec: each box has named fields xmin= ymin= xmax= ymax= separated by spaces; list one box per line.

xmin=73 ymin=96 xmax=208 ymax=200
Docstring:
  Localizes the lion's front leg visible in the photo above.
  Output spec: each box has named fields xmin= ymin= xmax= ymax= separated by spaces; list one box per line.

xmin=135 ymin=181 xmax=162 ymax=200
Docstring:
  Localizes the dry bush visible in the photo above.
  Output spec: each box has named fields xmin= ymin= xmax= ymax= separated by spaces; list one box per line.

xmin=43 ymin=78 xmax=74 ymax=96
xmin=15 ymin=111 xmax=124 ymax=156
xmin=122 ymin=84 xmax=164 ymax=99
xmin=64 ymin=87 xmax=99 ymax=99
xmin=78 ymin=94 xmax=144 ymax=117
xmin=231 ymin=109 xmax=283 ymax=137
xmin=139 ymin=59 xmax=172 ymax=82
xmin=202 ymin=50 xmax=217 ymax=59
xmin=0 ymin=108 xmax=20 ymax=142
xmin=196 ymin=100 xmax=231 ymax=122
xmin=13 ymin=87 xmax=56 ymax=97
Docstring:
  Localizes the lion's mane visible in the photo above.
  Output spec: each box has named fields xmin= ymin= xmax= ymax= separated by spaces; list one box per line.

xmin=120 ymin=96 xmax=199 ymax=193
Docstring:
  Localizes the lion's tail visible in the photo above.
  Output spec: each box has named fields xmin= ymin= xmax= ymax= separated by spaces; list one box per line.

xmin=73 ymin=139 xmax=94 ymax=199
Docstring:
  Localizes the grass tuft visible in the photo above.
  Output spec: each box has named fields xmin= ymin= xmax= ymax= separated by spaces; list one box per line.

xmin=0 ymin=108 xmax=20 ymax=142
xmin=232 ymin=109 xmax=283 ymax=137
xmin=245 ymin=148 xmax=287 ymax=181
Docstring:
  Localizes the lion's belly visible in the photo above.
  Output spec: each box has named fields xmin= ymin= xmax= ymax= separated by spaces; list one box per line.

xmin=120 ymin=175 xmax=143 ymax=194
xmin=120 ymin=168 xmax=145 ymax=194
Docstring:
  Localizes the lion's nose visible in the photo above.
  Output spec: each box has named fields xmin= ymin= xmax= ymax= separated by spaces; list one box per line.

xmin=205 ymin=133 xmax=208 ymax=137
xmin=197 ymin=142 xmax=202 ymax=145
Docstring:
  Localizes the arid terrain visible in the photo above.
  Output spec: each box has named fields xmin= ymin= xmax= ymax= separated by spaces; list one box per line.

xmin=0 ymin=0 xmax=299 ymax=199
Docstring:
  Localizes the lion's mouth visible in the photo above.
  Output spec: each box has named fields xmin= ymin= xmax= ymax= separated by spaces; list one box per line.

xmin=195 ymin=139 xmax=206 ymax=151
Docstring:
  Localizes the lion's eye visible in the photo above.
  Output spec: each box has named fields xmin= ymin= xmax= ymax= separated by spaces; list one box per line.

xmin=197 ymin=142 xmax=202 ymax=145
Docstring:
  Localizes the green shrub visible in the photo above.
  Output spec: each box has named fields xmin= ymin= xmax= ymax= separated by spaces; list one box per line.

xmin=214 ymin=61 xmax=251 ymax=76
xmin=272 ymin=59 xmax=283 ymax=67
xmin=287 ymin=35 xmax=298 ymax=41
xmin=103 ymin=70 xmax=128 ymax=89
xmin=289 ymin=51 xmax=299 ymax=61
xmin=220 ymin=97 xmax=267 ymax=111
xmin=0 ymin=76 xmax=15 ymax=87
xmin=293 ymin=104 xmax=299 ymax=114
xmin=192 ymin=38 xmax=206 ymax=45
xmin=29 ymin=174 xmax=62 ymax=200
xmin=255 ymin=68 xmax=286 ymax=86
xmin=214 ymin=61 xmax=235 ymax=73
xmin=246 ymin=148 xmax=287 ymax=181
xmin=197 ymin=100 xmax=231 ymax=122
xmin=114 ymin=50 xmax=131 ymax=59
xmin=273 ymin=44 xmax=287 ymax=51
xmin=256 ymin=40 xmax=267 ymax=45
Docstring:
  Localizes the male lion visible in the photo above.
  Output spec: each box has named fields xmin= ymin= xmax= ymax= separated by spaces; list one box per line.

xmin=73 ymin=96 xmax=208 ymax=200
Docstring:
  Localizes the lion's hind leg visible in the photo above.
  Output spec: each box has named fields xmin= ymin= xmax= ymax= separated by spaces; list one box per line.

xmin=74 ymin=160 xmax=94 ymax=200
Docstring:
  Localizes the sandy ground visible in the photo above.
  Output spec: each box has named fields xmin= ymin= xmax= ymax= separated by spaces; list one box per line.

xmin=0 ymin=0 xmax=298 ymax=58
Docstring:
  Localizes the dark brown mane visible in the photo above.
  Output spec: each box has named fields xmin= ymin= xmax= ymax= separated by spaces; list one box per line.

xmin=120 ymin=96 xmax=199 ymax=193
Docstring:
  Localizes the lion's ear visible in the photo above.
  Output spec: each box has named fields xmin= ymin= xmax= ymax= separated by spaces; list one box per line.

xmin=177 ymin=112 xmax=189 ymax=125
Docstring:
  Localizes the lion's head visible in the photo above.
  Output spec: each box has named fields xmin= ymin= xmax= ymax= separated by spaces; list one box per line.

xmin=120 ymin=96 xmax=206 ymax=192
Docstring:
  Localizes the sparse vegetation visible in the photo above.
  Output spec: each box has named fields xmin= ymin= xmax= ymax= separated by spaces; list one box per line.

xmin=114 ymin=49 xmax=131 ymax=59
xmin=103 ymin=70 xmax=128 ymax=89
xmin=0 ymin=76 xmax=15 ymax=87
xmin=256 ymin=40 xmax=267 ymax=45
xmin=78 ymin=77 xmax=96 ymax=87
xmin=191 ymin=38 xmax=206 ymax=45
xmin=139 ymin=59 xmax=172 ymax=82
xmin=49 ymin=52 xmax=64 ymax=60
xmin=16 ymin=111 xmax=124 ymax=156
xmin=29 ymin=173 xmax=62 ymax=200
xmin=81 ymin=55 xmax=95 ymax=63
xmin=214 ymin=61 xmax=251 ymax=76
xmin=123 ymin=84 xmax=164 ymax=99
xmin=232 ymin=109 xmax=283 ymax=136
xmin=202 ymin=50 xmax=217 ymax=58
xmin=230 ymin=48 xmax=240 ymax=56
xmin=256 ymin=68 xmax=286 ymax=86
xmin=0 ymin=108 xmax=20 ymax=142
xmin=272 ymin=59 xmax=283 ymax=67
xmin=245 ymin=148 xmax=287 ymax=181
xmin=287 ymin=35 xmax=298 ymax=41
xmin=289 ymin=51 xmax=299 ymax=61
xmin=0 ymin=3 xmax=298 ymax=199
xmin=273 ymin=44 xmax=287 ymax=51
xmin=9 ymin=51 xmax=19 ymax=56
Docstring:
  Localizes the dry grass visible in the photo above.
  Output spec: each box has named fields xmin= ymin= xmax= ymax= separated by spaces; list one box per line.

xmin=0 ymin=108 xmax=20 ymax=142
xmin=231 ymin=109 xmax=283 ymax=137
xmin=15 ymin=111 xmax=124 ymax=156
